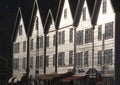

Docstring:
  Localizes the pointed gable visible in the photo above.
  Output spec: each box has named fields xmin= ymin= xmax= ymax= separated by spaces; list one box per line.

xmin=44 ymin=9 xmax=56 ymax=34
xmin=28 ymin=0 xmax=44 ymax=37
xmin=11 ymin=7 xmax=26 ymax=42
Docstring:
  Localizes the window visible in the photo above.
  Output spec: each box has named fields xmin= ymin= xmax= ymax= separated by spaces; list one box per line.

xmin=36 ymin=36 xmax=39 ymax=49
xmin=103 ymin=0 xmax=107 ymax=14
xmin=58 ymin=52 xmax=65 ymax=67
xmin=105 ymin=22 xmax=113 ymax=39
xmin=85 ymin=28 xmax=92 ymax=43
xmin=84 ymin=51 xmax=88 ymax=67
xmin=30 ymin=57 xmax=33 ymax=68
xmin=104 ymin=49 xmax=113 ymax=65
xmin=23 ymin=41 xmax=26 ymax=52
xmin=46 ymin=36 xmax=49 ymax=47
xmin=40 ymin=36 xmax=43 ymax=48
xmin=64 ymin=8 xmax=67 ymax=19
xmin=83 ymin=7 xmax=86 ymax=21
xmin=40 ymin=55 xmax=43 ymax=67
xmin=30 ymin=39 xmax=33 ymax=50
xmin=69 ymin=50 xmax=73 ymax=66
xmin=22 ymin=57 xmax=26 ymax=69
xmin=69 ymin=28 xmax=73 ymax=42
xmin=76 ymin=30 xmax=83 ymax=45
xmin=53 ymin=34 xmax=56 ymax=46
xmin=46 ymin=55 xmax=49 ymax=67
xmin=13 ymin=58 xmax=19 ymax=70
xmin=59 ymin=31 xmax=65 ymax=45
xmin=76 ymin=52 xmax=83 ymax=67
xmin=53 ymin=55 xmax=55 ymax=66
xmin=14 ymin=43 xmax=20 ymax=53
xmin=36 ymin=56 xmax=39 ymax=69
xmin=98 ymin=50 xmax=103 ymax=66
xmin=98 ymin=25 xmax=102 ymax=41
xmin=18 ymin=25 xmax=22 ymax=35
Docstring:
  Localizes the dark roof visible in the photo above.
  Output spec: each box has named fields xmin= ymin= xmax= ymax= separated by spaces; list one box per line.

xmin=55 ymin=0 xmax=78 ymax=29
xmin=91 ymin=0 xmax=102 ymax=25
xmin=11 ymin=7 xmax=23 ymax=41
xmin=44 ymin=9 xmax=56 ymax=34
xmin=111 ymin=0 xmax=120 ymax=12
xmin=73 ymin=0 xmax=85 ymax=27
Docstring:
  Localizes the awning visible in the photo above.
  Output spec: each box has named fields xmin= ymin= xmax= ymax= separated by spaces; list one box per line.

xmin=39 ymin=73 xmax=63 ymax=80
xmin=62 ymin=75 xmax=86 ymax=82
xmin=8 ymin=75 xmax=23 ymax=83
xmin=8 ymin=77 xmax=15 ymax=83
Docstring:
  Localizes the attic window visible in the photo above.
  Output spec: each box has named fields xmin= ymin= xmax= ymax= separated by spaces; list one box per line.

xmin=18 ymin=25 xmax=22 ymax=35
xmin=64 ymin=8 xmax=67 ymax=19
xmin=103 ymin=0 xmax=107 ymax=14
xmin=83 ymin=7 xmax=86 ymax=21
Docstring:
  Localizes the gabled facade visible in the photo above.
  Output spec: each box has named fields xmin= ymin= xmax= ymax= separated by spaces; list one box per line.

xmin=11 ymin=7 xmax=27 ymax=79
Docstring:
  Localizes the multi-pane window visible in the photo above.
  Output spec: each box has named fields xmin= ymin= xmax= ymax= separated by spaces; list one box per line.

xmin=22 ymin=57 xmax=26 ymax=69
xmin=14 ymin=43 xmax=20 ymax=53
xmin=98 ymin=50 xmax=103 ymax=66
xmin=84 ymin=51 xmax=88 ymax=67
xmin=46 ymin=36 xmax=49 ymax=47
xmin=69 ymin=28 xmax=73 ymax=42
xmin=64 ymin=8 xmax=67 ymax=19
xmin=76 ymin=52 xmax=83 ymax=67
xmin=23 ymin=41 xmax=26 ymax=52
xmin=59 ymin=31 xmax=65 ymax=45
xmin=76 ymin=30 xmax=83 ymax=45
xmin=40 ymin=36 xmax=43 ymax=48
xmin=30 ymin=39 xmax=33 ymax=50
xmin=30 ymin=57 xmax=33 ymax=69
xmin=104 ymin=49 xmax=113 ymax=65
xmin=105 ymin=22 xmax=113 ymax=39
xmin=36 ymin=36 xmax=39 ymax=49
xmin=69 ymin=50 xmax=73 ymax=66
xmin=83 ymin=7 xmax=86 ymax=21
xmin=13 ymin=58 xmax=19 ymax=70
xmin=18 ymin=25 xmax=22 ymax=35
xmin=103 ymin=0 xmax=107 ymax=14
xmin=53 ymin=34 xmax=56 ymax=46
xmin=85 ymin=28 xmax=92 ymax=43
xmin=53 ymin=55 xmax=55 ymax=66
xmin=46 ymin=55 xmax=49 ymax=67
xmin=36 ymin=56 xmax=39 ymax=69
xmin=98 ymin=25 xmax=102 ymax=41
xmin=58 ymin=52 xmax=65 ymax=67
xmin=40 ymin=55 xmax=43 ymax=67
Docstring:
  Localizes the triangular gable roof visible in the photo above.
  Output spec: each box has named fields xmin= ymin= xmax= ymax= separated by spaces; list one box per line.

xmin=55 ymin=0 xmax=78 ymax=29
xmin=44 ymin=9 xmax=56 ymax=34
xmin=11 ymin=7 xmax=25 ymax=42
xmin=73 ymin=0 xmax=85 ymax=27
xmin=91 ymin=0 xmax=102 ymax=25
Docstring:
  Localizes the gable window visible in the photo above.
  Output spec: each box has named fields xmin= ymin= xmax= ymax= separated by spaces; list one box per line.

xmin=69 ymin=28 xmax=73 ymax=42
xmin=85 ymin=28 xmax=92 ymax=43
xmin=40 ymin=36 xmax=43 ymax=48
xmin=40 ymin=55 xmax=43 ymax=67
xmin=18 ymin=25 xmax=22 ymax=35
xmin=46 ymin=55 xmax=49 ymax=67
xmin=14 ymin=43 xmax=20 ymax=53
xmin=36 ymin=36 xmax=39 ymax=49
xmin=58 ymin=52 xmax=65 ymax=67
xmin=103 ymin=0 xmax=107 ymax=14
xmin=64 ymin=8 xmax=67 ymax=19
xmin=22 ymin=57 xmax=26 ymax=69
xmin=105 ymin=22 xmax=113 ymax=39
xmin=23 ymin=41 xmax=26 ymax=52
xmin=59 ymin=31 xmax=65 ymax=45
xmin=83 ymin=7 xmax=86 ymax=21
xmin=30 ymin=57 xmax=33 ymax=69
xmin=98 ymin=25 xmax=102 ymax=41
xmin=30 ymin=39 xmax=33 ymax=50
xmin=84 ymin=51 xmax=89 ymax=67
xmin=46 ymin=36 xmax=49 ymax=47
xmin=53 ymin=34 xmax=56 ymax=46
xmin=77 ymin=30 xmax=83 ymax=45
xmin=69 ymin=50 xmax=73 ymax=66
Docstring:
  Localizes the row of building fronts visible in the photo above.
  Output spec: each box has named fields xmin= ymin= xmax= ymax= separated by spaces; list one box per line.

xmin=8 ymin=0 xmax=119 ymax=85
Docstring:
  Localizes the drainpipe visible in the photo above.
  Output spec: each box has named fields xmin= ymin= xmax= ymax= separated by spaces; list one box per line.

xmin=55 ymin=29 xmax=58 ymax=73
xmin=44 ymin=33 xmax=47 ymax=73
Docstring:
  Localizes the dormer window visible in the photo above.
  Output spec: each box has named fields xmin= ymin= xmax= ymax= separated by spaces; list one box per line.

xmin=103 ymin=0 xmax=107 ymax=14
xmin=64 ymin=8 xmax=67 ymax=19
xmin=83 ymin=7 xmax=86 ymax=21
xmin=18 ymin=25 xmax=22 ymax=35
